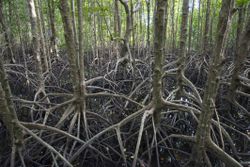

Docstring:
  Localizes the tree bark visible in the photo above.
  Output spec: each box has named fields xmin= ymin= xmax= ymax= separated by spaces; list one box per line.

xmin=36 ymin=0 xmax=49 ymax=72
xmin=0 ymin=0 xmax=15 ymax=63
xmin=152 ymin=0 xmax=168 ymax=125
xmin=48 ymin=0 xmax=59 ymax=57
xmin=118 ymin=0 xmax=132 ymax=61
xmin=0 ymin=58 xmax=23 ymax=162
xmin=27 ymin=0 xmax=44 ymax=86
xmin=77 ymin=0 xmax=89 ymax=139
xmin=176 ymin=0 xmax=189 ymax=98
xmin=188 ymin=0 xmax=195 ymax=53
xmin=192 ymin=1 xmax=237 ymax=166
xmin=114 ymin=0 xmax=121 ymax=38
xmin=203 ymin=0 xmax=211 ymax=55
xmin=71 ymin=0 xmax=78 ymax=48
xmin=171 ymin=0 xmax=175 ymax=51
xmin=59 ymin=0 xmax=80 ymax=95
xmin=146 ymin=0 xmax=150 ymax=49
xmin=229 ymin=4 xmax=250 ymax=101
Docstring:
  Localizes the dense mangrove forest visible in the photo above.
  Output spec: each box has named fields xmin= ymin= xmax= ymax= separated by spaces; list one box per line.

xmin=0 ymin=0 xmax=250 ymax=166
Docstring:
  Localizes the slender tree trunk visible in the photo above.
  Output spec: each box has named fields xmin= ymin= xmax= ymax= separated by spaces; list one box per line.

xmin=196 ymin=0 xmax=201 ymax=49
xmin=0 ymin=58 xmax=23 ymax=166
xmin=77 ymin=0 xmax=89 ymax=139
xmin=114 ymin=0 xmax=121 ymax=59
xmin=118 ymin=0 xmax=132 ymax=61
xmin=14 ymin=3 xmax=29 ymax=84
xmin=59 ymin=0 xmax=80 ymax=95
xmin=146 ymin=0 xmax=150 ymax=49
xmin=176 ymin=0 xmax=189 ymax=98
xmin=114 ymin=0 xmax=121 ymax=38
xmin=229 ymin=4 xmax=250 ymax=101
xmin=191 ymin=1 xmax=241 ymax=167
xmin=71 ymin=0 xmax=78 ymax=48
xmin=163 ymin=0 xmax=169 ymax=49
xmin=171 ymin=0 xmax=175 ymax=51
xmin=0 ymin=0 xmax=15 ymax=63
xmin=188 ymin=0 xmax=195 ymax=53
xmin=174 ymin=0 xmax=180 ymax=52
xmin=209 ymin=0 xmax=217 ymax=49
xmin=130 ymin=0 xmax=135 ymax=52
xmin=48 ymin=0 xmax=59 ymax=58
xmin=139 ymin=6 xmax=143 ymax=50
xmin=235 ymin=5 xmax=245 ymax=51
xmin=152 ymin=0 xmax=168 ymax=125
xmin=7 ymin=0 xmax=15 ymax=58
xmin=27 ymin=0 xmax=43 ymax=86
xmin=36 ymin=0 xmax=49 ymax=72
xmin=93 ymin=5 xmax=98 ymax=62
xmin=203 ymin=0 xmax=211 ymax=55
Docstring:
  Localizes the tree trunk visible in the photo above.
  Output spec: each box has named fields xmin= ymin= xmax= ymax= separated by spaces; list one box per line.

xmin=0 ymin=58 xmax=23 ymax=166
xmin=27 ymin=0 xmax=44 ymax=85
xmin=196 ymin=0 xmax=201 ymax=49
xmin=0 ymin=0 xmax=15 ymax=63
xmin=71 ymin=0 xmax=78 ymax=49
xmin=171 ymin=0 xmax=175 ymax=51
xmin=203 ymin=0 xmax=211 ymax=55
xmin=77 ymin=0 xmax=89 ymax=139
xmin=176 ymin=0 xmax=189 ymax=98
xmin=48 ymin=0 xmax=59 ymax=58
xmin=59 ymin=0 xmax=80 ymax=96
xmin=36 ymin=0 xmax=49 ymax=72
xmin=152 ymin=0 xmax=168 ymax=125
xmin=191 ymin=1 xmax=240 ymax=167
xmin=114 ymin=0 xmax=121 ymax=38
xmin=188 ymin=0 xmax=195 ymax=53
xmin=229 ymin=4 xmax=250 ymax=101
xmin=146 ymin=0 xmax=150 ymax=49
xmin=118 ymin=0 xmax=132 ymax=62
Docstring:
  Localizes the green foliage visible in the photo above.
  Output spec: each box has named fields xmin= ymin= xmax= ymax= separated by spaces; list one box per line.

xmin=236 ymin=0 xmax=250 ymax=6
xmin=83 ymin=5 xmax=111 ymax=17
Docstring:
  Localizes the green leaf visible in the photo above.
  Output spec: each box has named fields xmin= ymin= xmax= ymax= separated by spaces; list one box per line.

xmin=236 ymin=0 xmax=250 ymax=6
